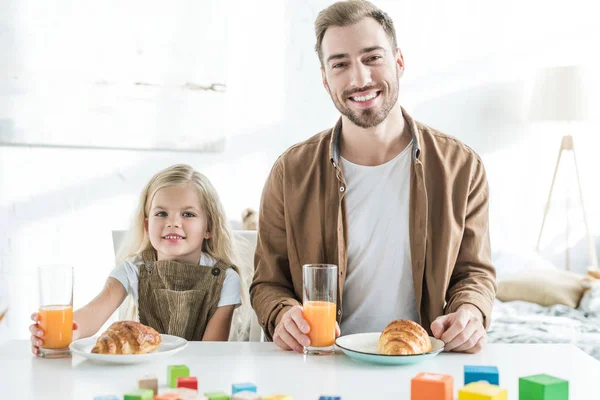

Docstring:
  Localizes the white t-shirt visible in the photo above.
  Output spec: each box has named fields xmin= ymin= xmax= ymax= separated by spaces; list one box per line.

xmin=340 ymin=141 xmax=419 ymax=335
xmin=110 ymin=252 xmax=241 ymax=320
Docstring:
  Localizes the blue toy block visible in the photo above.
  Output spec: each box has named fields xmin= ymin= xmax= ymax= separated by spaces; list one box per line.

xmin=232 ymin=382 xmax=257 ymax=394
xmin=319 ymin=397 xmax=342 ymax=400
xmin=464 ymin=365 xmax=499 ymax=385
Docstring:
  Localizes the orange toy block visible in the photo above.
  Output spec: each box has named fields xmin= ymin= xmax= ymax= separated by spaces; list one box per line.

xmin=411 ymin=372 xmax=454 ymax=400
xmin=154 ymin=389 xmax=208 ymax=400
xmin=154 ymin=394 xmax=181 ymax=400
xmin=458 ymin=382 xmax=507 ymax=400
xmin=138 ymin=375 xmax=158 ymax=395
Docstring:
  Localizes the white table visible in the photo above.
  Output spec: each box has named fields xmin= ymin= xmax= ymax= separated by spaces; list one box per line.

xmin=0 ymin=341 xmax=598 ymax=399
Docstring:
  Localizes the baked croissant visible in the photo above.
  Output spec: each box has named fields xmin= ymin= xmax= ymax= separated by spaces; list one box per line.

xmin=377 ymin=319 xmax=432 ymax=355
xmin=91 ymin=321 xmax=162 ymax=355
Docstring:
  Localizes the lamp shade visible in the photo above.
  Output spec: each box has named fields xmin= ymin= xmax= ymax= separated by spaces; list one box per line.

xmin=529 ymin=65 xmax=589 ymax=122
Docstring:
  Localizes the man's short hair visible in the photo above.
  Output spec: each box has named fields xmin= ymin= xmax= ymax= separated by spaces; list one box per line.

xmin=314 ymin=0 xmax=398 ymax=66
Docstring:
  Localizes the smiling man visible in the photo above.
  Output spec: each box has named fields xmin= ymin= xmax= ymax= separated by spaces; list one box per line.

xmin=250 ymin=0 xmax=496 ymax=354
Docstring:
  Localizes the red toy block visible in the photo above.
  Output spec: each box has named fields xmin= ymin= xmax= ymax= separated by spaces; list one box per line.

xmin=177 ymin=376 xmax=199 ymax=391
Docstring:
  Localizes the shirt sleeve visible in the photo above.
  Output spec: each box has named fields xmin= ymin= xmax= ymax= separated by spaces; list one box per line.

xmin=108 ymin=256 xmax=140 ymax=295
xmin=249 ymin=160 xmax=301 ymax=340
xmin=444 ymin=159 xmax=497 ymax=329
xmin=217 ymin=267 xmax=242 ymax=308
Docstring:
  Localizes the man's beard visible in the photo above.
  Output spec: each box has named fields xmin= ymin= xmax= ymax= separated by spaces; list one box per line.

xmin=332 ymin=76 xmax=399 ymax=129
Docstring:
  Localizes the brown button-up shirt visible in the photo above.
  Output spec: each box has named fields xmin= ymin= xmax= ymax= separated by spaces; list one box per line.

xmin=250 ymin=108 xmax=497 ymax=341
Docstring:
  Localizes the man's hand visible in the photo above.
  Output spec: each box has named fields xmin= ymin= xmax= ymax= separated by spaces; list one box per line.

xmin=430 ymin=304 xmax=486 ymax=353
xmin=273 ymin=305 xmax=341 ymax=353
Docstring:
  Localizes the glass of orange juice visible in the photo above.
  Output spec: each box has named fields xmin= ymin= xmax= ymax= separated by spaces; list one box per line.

xmin=38 ymin=265 xmax=73 ymax=358
xmin=302 ymin=264 xmax=337 ymax=355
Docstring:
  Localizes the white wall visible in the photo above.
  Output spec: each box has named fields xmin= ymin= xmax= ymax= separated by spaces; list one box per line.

xmin=1 ymin=0 xmax=599 ymax=342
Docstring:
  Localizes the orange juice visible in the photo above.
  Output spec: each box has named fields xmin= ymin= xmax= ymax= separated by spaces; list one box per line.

xmin=38 ymin=305 xmax=73 ymax=349
xmin=303 ymin=301 xmax=336 ymax=347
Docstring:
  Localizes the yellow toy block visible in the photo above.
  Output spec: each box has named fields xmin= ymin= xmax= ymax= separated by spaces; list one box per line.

xmin=458 ymin=382 xmax=507 ymax=400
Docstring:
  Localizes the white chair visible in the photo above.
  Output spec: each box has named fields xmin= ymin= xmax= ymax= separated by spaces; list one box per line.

xmin=111 ymin=229 xmax=264 ymax=342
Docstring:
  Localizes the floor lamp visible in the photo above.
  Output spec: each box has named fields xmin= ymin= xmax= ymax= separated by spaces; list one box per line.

xmin=530 ymin=65 xmax=598 ymax=272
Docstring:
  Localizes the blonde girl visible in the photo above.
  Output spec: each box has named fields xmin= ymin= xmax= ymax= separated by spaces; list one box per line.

xmin=29 ymin=164 xmax=248 ymax=355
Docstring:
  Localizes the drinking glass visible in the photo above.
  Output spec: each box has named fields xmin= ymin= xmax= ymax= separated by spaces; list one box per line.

xmin=38 ymin=265 xmax=73 ymax=358
xmin=302 ymin=264 xmax=337 ymax=355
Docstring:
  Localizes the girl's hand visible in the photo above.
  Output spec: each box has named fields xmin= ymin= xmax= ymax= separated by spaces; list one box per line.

xmin=29 ymin=312 xmax=80 ymax=356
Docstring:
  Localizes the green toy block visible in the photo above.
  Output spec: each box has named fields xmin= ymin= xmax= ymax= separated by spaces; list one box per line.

xmin=519 ymin=374 xmax=569 ymax=400
xmin=204 ymin=391 xmax=231 ymax=400
xmin=124 ymin=389 xmax=154 ymax=400
xmin=167 ymin=364 xmax=190 ymax=388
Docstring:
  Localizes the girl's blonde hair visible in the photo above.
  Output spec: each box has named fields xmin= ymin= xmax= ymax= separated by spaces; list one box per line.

xmin=117 ymin=164 xmax=234 ymax=266
xmin=117 ymin=164 xmax=250 ymax=341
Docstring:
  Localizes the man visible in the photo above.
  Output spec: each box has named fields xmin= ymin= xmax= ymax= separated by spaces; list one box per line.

xmin=250 ymin=0 xmax=496 ymax=354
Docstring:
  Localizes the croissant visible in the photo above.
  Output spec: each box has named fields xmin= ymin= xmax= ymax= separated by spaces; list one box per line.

xmin=91 ymin=321 xmax=162 ymax=355
xmin=377 ymin=319 xmax=432 ymax=355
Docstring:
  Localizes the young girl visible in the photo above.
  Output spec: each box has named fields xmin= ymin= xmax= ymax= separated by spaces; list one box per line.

xmin=29 ymin=164 xmax=246 ymax=355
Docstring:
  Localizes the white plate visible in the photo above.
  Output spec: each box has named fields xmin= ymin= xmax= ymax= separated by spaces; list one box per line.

xmin=69 ymin=334 xmax=188 ymax=364
xmin=336 ymin=332 xmax=444 ymax=365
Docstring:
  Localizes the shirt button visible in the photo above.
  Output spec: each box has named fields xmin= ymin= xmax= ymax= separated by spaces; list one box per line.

xmin=339 ymin=271 xmax=343 ymax=276
xmin=337 ymin=310 xmax=342 ymax=316
xmin=340 ymin=186 xmax=345 ymax=192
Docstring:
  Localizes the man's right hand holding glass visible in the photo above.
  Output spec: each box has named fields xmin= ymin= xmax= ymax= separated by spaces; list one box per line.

xmin=273 ymin=305 xmax=340 ymax=353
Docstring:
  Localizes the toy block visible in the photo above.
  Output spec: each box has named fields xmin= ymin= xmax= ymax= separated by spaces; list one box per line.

xmin=232 ymin=383 xmax=257 ymax=394
xmin=124 ymin=388 xmax=154 ymax=400
xmin=153 ymin=394 xmax=181 ymax=400
xmin=204 ymin=392 xmax=230 ymax=400
xmin=318 ymin=397 xmax=341 ymax=400
xmin=94 ymin=396 xmax=119 ymax=400
xmin=177 ymin=376 xmax=199 ymax=390
xmin=465 ymin=365 xmax=499 ymax=385
xmin=458 ymin=382 xmax=507 ymax=400
xmin=411 ymin=372 xmax=453 ymax=400
xmin=263 ymin=396 xmax=292 ymax=400
xmin=175 ymin=388 xmax=208 ymax=400
xmin=138 ymin=375 xmax=158 ymax=395
xmin=232 ymin=393 xmax=262 ymax=400
xmin=168 ymin=365 xmax=190 ymax=388
xmin=519 ymin=374 xmax=569 ymax=400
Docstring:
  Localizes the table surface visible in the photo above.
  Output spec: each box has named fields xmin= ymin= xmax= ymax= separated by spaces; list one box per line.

xmin=0 ymin=341 xmax=598 ymax=399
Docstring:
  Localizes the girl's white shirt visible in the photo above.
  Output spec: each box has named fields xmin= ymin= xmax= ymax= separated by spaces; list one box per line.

xmin=110 ymin=252 xmax=241 ymax=321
